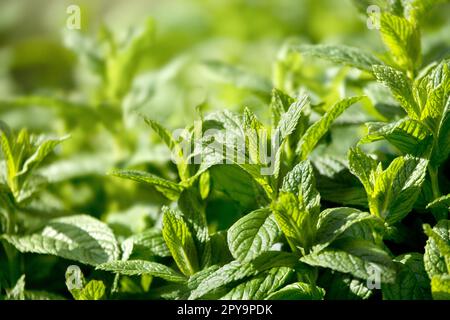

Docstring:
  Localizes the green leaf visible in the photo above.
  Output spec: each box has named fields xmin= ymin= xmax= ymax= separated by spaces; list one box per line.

xmin=318 ymin=271 xmax=372 ymax=300
xmin=104 ymin=19 xmax=155 ymax=102
xmin=0 ymin=125 xmax=68 ymax=199
xmin=295 ymin=44 xmax=383 ymax=72
xmin=122 ymin=229 xmax=171 ymax=259
xmin=210 ymin=231 xmax=233 ymax=265
xmin=273 ymin=161 xmax=322 ymax=251
xmin=431 ymin=102 xmax=450 ymax=166
xmin=382 ymin=253 xmax=431 ymax=300
xmin=371 ymin=156 xmax=428 ymax=224
xmin=96 ymin=260 xmax=187 ymax=283
xmin=270 ymin=89 xmax=294 ymax=127
xmin=227 ymin=208 xmax=279 ymax=262
xmin=143 ymin=117 xmax=189 ymax=180
xmin=427 ymin=194 xmax=450 ymax=211
xmin=296 ymin=96 xmax=364 ymax=160
xmin=178 ymin=188 xmax=211 ymax=269
xmin=74 ymin=280 xmax=106 ymax=300
xmin=17 ymin=135 xmax=69 ymax=176
xmin=110 ymin=169 xmax=183 ymax=201
xmin=162 ymin=208 xmax=199 ymax=276
xmin=275 ymin=94 xmax=310 ymax=142
xmin=199 ymin=171 xmax=210 ymax=200
xmin=348 ymin=147 xmax=379 ymax=195
xmin=379 ymin=12 xmax=421 ymax=72
xmin=359 ymin=119 xmax=432 ymax=156
xmin=420 ymin=84 xmax=447 ymax=130
xmin=281 ymin=160 xmax=321 ymax=215
xmin=265 ymin=282 xmax=326 ymax=300
xmin=373 ymin=65 xmax=420 ymax=118
xmin=23 ymin=291 xmax=66 ymax=300
xmin=220 ymin=267 xmax=293 ymax=300
xmin=423 ymin=221 xmax=450 ymax=277
xmin=314 ymin=156 xmax=369 ymax=207
xmin=3 ymin=215 xmax=119 ymax=266
xmin=313 ymin=208 xmax=379 ymax=252
xmin=189 ymin=251 xmax=297 ymax=299
xmin=272 ymin=192 xmax=312 ymax=252
xmin=143 ymin=117 xmax=176 ymax=150
xmin=301 ymin=239 xmax=396 ymax=283
xmin=6 ymin=275 xmax=26 ymax=300
xmin=243 ymin=107 xmax=265 ymax=165
xmin=431 ymin=274 xmax=450 ymax=300
xmin=189 ymin=260 xmax=256 ymax=300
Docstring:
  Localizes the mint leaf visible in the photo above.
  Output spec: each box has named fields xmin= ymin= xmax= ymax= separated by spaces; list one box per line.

xmin=431 ymin=274 xmax=450 ymax=300
xmin=350 ymin=151 xmax=428 ymax=224
xmin=423 ymin=221 xmax=450 ymax=277
xmin=122 ymin=229 xmax=171 ymax=258
xmin=73 ymin=280 xmax=106 ymax=300
xmin=301 ymin=239 xmax=396 ymax=283
xmin=318 ymin=271 xmax=372 ymax=300
xmin=379 ymin=12 xmax=421 ymax=72
xmin=97 ymin=260 xmax=187 ymax=283
xmin=382 ymin=253 xmax=431 ymax=300
xmin=313 ymin=208 xmax=379 ymax=252
xmin=189 ymin=251 xmax=298 ymax=299
xmin=3 ymin=215 xmax=119 ymax=266
xmin=296 ymin=44 xmax=383 ymax=72
xmin=427 ymin=194 xmax=450 ymax=211
xmin=270 ymin=89 xmax=294 ymax=127
xmin=281 ymin=160 xmax=321 ymax=214
xmin=227 ymin=208 xmax=279 ymax=262
xmin=220 ymin=267 xmax=293 ymax=300
xmin=265 ymin=282 xmax=326 ymax=300
xmin=373 ymin=65 xmax=420 ymax=118
xmin=110 ymin=169 xmax=183 ymax=200
xmin=297 ymin=96 xmax=364 ymax=160
xmin=359 ymin=119 xmax=432 ymax=156
xmin=348 ymin=147 xmax=379 ymax=196
xmin=162 ymin=208 xmax=199 ymax=276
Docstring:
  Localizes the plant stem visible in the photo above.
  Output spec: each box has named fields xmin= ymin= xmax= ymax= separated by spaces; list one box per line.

xmin=429 ymin=166 xmax=440 ymax=199
xmin=428 ymin=166 xmax=447 ymax=221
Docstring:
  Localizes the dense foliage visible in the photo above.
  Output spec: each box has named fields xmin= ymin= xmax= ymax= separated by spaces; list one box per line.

xmin=0 ymin=0 xmax=449 ymax=300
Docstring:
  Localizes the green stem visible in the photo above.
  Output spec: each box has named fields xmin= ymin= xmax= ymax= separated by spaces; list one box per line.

xmin=429 ymin=166 xmax=440 ymax=199
xmin=428 ymin=166 xmax=446 ymax=221
xmin=2 ymin=240 xmax=19 ymax=286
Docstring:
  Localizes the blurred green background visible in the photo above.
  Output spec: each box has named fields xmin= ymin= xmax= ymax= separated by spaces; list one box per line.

xmin=0 ymin=0 xmax=449 ymax=296
xmin=0 ymin=0 xmax=449 ymax=219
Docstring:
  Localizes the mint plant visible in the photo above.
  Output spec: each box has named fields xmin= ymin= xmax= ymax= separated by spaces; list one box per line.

xmin=0 ymin=0 xmax=449 ymax=300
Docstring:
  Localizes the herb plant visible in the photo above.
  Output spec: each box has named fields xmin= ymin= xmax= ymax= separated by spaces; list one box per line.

xmin=0 ymin=0 xmax=449 ymax=300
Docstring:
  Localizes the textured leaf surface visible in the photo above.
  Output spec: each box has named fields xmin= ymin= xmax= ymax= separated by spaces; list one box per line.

xmin=424 ymin=221 xmax=450 ymax=278
xmin=266 ymin=282 xmax=326 ymax=300
xmin=296 ymin=44 xmax=382 ymax=72
xmin=3 ymin=215 xmax=119 ymax=266
xmin=111 ymin=169 xmax=183 ymax=200
xmin=97 ymin=260 xmax=187 ymax=283
xmin=431 ymin=274 xmax=450 ymax=300
xmin=376 ymin=156 xmax=428 ymax=224
xmin=313 ymin=208 xmax=377 ymax=252
xmin=189 ymin=251 xmax=298 ymax=299
xmin=382 ymin=253 xmax=431 ymax=300
xmin=373 ymin=65 xmax=419 ymax=118
xmin=162 ymin=208 xmax=199 ymax=276
xmin=220 ymin=267 xmax=293 ymax=300
xmin=301 ymin=239 xmax=396 ymax=283
xmin=380 ymin=13 xmax=421 ymax=71
xmin=297 ymin=96 xmax=363 ymax=160
xmin=227 ymin=208 xmax=279 ymax=262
